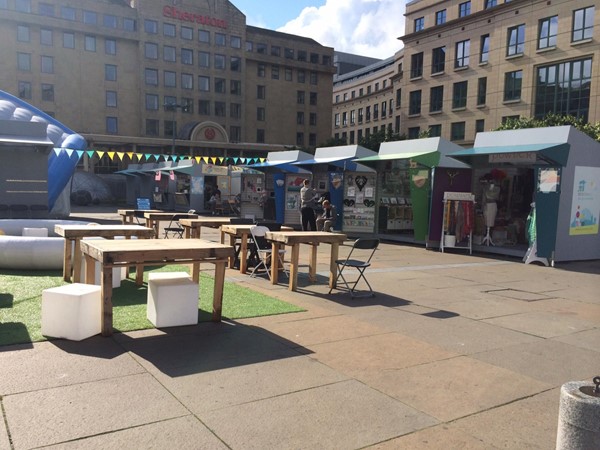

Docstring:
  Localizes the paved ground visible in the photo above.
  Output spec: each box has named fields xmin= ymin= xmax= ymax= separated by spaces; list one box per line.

xmin=1 ymin=206 xmax=599 ymax=449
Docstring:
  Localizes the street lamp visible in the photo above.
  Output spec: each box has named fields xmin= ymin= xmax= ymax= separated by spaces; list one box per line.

xmin=164 ymin=101 xmax=190 ymax=154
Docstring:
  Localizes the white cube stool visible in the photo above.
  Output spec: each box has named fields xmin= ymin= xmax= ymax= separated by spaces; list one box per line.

xmin=42 ymin=283 xmax=102 ymax=341
xmin=147 ymin=276 xmax=199 ymax=328
xmin=22 ymin=227 xmax=49 ymax=237
xmin=148 ymin=271 xmax=191 ymax=281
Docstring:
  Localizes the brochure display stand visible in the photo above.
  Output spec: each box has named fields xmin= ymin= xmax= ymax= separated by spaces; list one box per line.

xmin=440 ymin=192 xmax=475 ymax=254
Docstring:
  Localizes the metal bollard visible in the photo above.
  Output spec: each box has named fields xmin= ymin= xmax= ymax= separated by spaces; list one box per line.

xmin=556 ymin=376 xmax=600 ymax=449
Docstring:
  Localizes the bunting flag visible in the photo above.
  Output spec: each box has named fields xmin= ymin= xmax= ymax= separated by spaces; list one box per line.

xmin=107 ymin=151 xmax=115 ymax=161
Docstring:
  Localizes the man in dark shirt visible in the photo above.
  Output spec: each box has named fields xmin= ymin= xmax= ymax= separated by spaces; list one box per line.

xmin=316 ymin=200 xmax=337 ymax=232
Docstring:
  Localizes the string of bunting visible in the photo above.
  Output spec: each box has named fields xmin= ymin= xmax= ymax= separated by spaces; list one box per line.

xmin=52 ymin=148 xmax=266 ymax=166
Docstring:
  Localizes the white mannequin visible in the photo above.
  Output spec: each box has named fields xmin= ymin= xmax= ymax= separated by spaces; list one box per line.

xmin=482 ymin=183 xmax=500 ymax=246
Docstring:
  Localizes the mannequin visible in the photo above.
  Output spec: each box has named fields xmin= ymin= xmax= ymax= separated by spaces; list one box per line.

xmin=482 ymin=183 xmax=500 ymax=246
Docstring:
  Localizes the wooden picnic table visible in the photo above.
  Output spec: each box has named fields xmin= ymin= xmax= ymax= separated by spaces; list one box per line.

xmin=117 ymin=209 xmax=162 ymax=224
xmin=179 ymin=217 xmax=231 ymax=239
xmin=265 ymin=231 xmax=347 ymax=291
xmin=81 ymin=238 xmax=234 ymax=336
xmin=143 ymin=211 xmax=198 ymax=237
xmin=54 ymin=224 xmax=155 ymax=283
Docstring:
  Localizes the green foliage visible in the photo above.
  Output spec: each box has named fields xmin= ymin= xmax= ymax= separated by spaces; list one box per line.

xmin=358 ymin=128 xmax=405 ymax=151
xmin=495 ymin=114 xmax=600 ymax=141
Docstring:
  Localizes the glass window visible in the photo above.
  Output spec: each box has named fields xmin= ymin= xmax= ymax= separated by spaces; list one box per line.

xmin=199 ymin=51 xmax=210 ymax=68
xmin=105 ymin=64 xmax=117 ymax=81
xmin=0 ymin=0 xmax=7 ymax=8
xmin=230 ymin=126 xmax=241 ymax=142
xmin=257 ymin=107 xmax=266 ymax=121
xmin=164 ymin=71 xmax=176 ymax=87
xmin=146 ymin=94 xmax=159 ymax=110
xmin=430 ymin=86 xmax=444 ymax=112
xmin=432 ymin=46 xmax=446 ymax=73
xmin=476 ymin=119 xmax=485 ymax=133
xmin=146 ymin=119 xmax=159 ymax=136
xmin=257 ymin=63 xmax=265 ymax=77
xmin=310 ymin=53 xmax=319 ymax=64
xmin=297 ymin=90 xmax=305 ymax=104
xmin=507 ymin=25 xmax=525 ymax=56
xmin=163 ymin=46 xmax=176 ymax=62
xmin=429 ymin=124 xmax=442 ymax=137
xmin=106 ymin=90 xmax=117 ymax=107
xmin=272 ymin=65 xmax=279 ymax=80
xmin=271 ymin=45 xmax=281 ymax=57
xmin=144 ymin=19 xmax=158 ymax=34
xmin=477 ymin=77 xmax=487 ymax=105
xmin=480 ymin=34 xmax=490 ymax=63
xmin=181 ymin=26 xmax=193 ymax=40
xmin=285 ymin=48 xmax=294 ymax=59
xmin=163 ymin=96 xmax=177 ymax=110
xmin=257 ymin=43 xmax=267 ymax=54
xmin=230 ymin=103 xmax=241 ymax=119
xmin=366 ymin=106 xmax=371 ymax=121
xmin=38 ymin=2 xmax=53 ymax=16
xmin=408 ymin=127 xmax=420 ymax=139
xmin=285 ymin=67 xmax=293 ymax=81
xmin=17 ymin=25 xmax=30 ymax=42
xmin=83 ymin=10 xmax=97 ymax=25
xmin=182 ymin=100 xmax=193 ymax=115
xmin=414 ymin=17 xmax=424 ymax=32
xmin=63 ymin=32 xmax=74 ymax=49
xmin=105 ymin=39 xmax=116 ymax=55
xmin=123 ymin=18 xmax=136 ymax=32
xmin=435 ymin=10 xmax=446 ymax=25
xmin=310 ymin=112 xmax=317 ymax=126
xmin=257 ymin=85 xmax=266 ymax=99
xmin=451 ymin=122 xmax=465 ymax=140
xmin=145 ymin=68 xmax=158 ymax=86
xmin=246 ymin=41 xmax=253 ymax=52
xmin=231 ymin=80 xmax=241 ymax=95
xmin=572 ymin=6 xmax=595 ymax=42
xmin=181 ymin=73 xmax=193 ymax=90
xmin=163 ymin=23 xmax=176 ymax=37
xmin=535 ymin=58 xmax=592 ymax=120
xmin=214 ymin=54 xmax=226 ymax=69
xmin=485 ymin=0 xmax=497 ymax=9
xmin=231 ymin=56 xmax=241 ymax=72
xmin=298 ymin=50 xmax=307 ymax=61
xmin=18 ymin=81 xmax=31 ymax=99
xmin=410 ymin=52 xmax=424 ymax=78
xmin=181 ymin=48 xmax=193 ymax=65
xmin=164 ymin=119 xmax=175 ymax=139
xmin=41 ymin=55 xmax=53 ymax=73
xmin=231 ymin=35 xmax=241 ymax=48
xmin=198 ymin=100 xmax=210 ymax=115
xmin=257 ymin=129 xmax=265 ymax=143
xmin=215 ymin=33 xmax=226 ymax=46
xmin=198 ymin=76 xmax=210 ymax=91
xmin=296 ymin=69 xmax=306 ymax=84
xmin=409 ymin=90 xmax=422 ymax=115
xmin=310 ymin=92 xmax=317 ymax=105
xmin=106 ymin=117 xmax=118 ymax=134
xmin=84 ymin=35 xmax=96 ymax=52
xmin=199 ymin=30 xmax=210 ymax=43
xmin=215 ymin=102 xmax=226 ymax=117
xmin=60 ymin=6 xmax=76 ymax=20
xmin=215 ymin=78 xmax=226 ymax=93
xmin=15 ymin=0 xmax=31 ymax=13
xmin=296 ymin=132 xmax=304 ymax=147
xmin=309 ymin=133 xmax=316 ymax=147
xmin=538 ymin=16 xmax=558 ymax=49
xmin=103 ymin=14 xmax=117 ymax=29
xmin=504 ymin=70 xmax=523 ymax=101
xmin=40 ymin=83 xmax=53 ymax=101
xmin=145 ymin=42 xmax=158 ymax=59
xmin=452 ymin=81 xmax=468 ymax=108
xmin=455 ymin=40 xmax=470 ymax=68
xmin=459 ymin=1 xmax=471 ymax=17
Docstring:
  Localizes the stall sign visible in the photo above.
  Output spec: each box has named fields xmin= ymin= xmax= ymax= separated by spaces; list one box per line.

xmin=569 ymin=166 xmax=600 ymax=236
xmin=489 ymin=152 xmax=537 ymax=164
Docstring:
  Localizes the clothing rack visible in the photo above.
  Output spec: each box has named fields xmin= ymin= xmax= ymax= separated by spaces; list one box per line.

xmin=440 ymin=191 xmax=475 ymax=254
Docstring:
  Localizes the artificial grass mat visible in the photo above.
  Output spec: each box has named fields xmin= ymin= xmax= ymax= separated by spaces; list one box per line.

xmin=0 ymin=265 xmax=305 ymax=347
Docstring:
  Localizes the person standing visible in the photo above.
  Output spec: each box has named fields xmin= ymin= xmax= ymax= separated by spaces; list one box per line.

xmin=300 ymin=179 xmax=318 ymax=231
xmin=316 ymin=200 xmax=337 ymax=232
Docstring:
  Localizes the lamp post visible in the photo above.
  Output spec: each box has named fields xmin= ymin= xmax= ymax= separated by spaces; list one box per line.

xmin=165 ymin=100 xmax=190 ymax=154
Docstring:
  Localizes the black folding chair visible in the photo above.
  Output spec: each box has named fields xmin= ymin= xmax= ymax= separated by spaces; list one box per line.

xmin=163 ymin=210 xmax=195 ymax=238
xmin=329 ymin=238 xmax=380 ymax=297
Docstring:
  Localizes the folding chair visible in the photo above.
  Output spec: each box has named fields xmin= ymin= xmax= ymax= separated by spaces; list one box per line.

xmin=249 ymin=225 xmax=287 ymax=280
xmin=163 ymin=210 xmax=195 ymax=239
xmin=329 ymin=238 xmax=379 ymax=297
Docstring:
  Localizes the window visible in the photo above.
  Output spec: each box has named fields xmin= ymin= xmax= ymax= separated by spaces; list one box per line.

xmin=123 ymin=18 xmax=136 ymax=32
xmin=382 ymin=101 xmax=387 ymax=118
xmin=271 ymin=45 xmax=281 ymax=57
xmin=296 ymin=111 xmax=304 ymax=125
xmin=298 ymin=50 xmax=307 ymax=61
xmin=103 ymin=14 xmax=117 ymax=29
xmin=480 ymin=34 xmax=490 ymax=63
xmin=297 ymin=90 xmax=305 ymax=104
xmin=310 ymin=53 xmax=319 ymax=64
xmin=373 ymin=104 xmax=379 ymax=120
xmin=310 ymin=72 xmax=318 ymax=85
xmin=452 ymin=81 xmax=468 ymax=108
xmin=426 ymin=124 xmax=440 ymax=137
xmin=38 ymin=2 xmax=53 ymax=16
xmin=41 ymin=55 xmax=53 ymax=73
xmin=164 ymin=120 xmax=175 ymax=138
xmin=409 ymin=90 xmax=422 ymax=115
xmin=451 ymin=122 xmax=465 ymax=140
xmin=17 ymin=52 xmax=31 ymax=71
xmin=476 ymin=119 xmax=485 ymax=133
xmin=485 ymin=0 xmax=497 ymax=9
xmin=181 ymin=48 xmax=193 ymax=65
xmin=257 ymin=129 xmax=265 ymax=143
xmin=145 ymin=94 xmax=159 ymax=110
xmin=231 ymin=35 xmax=241 ymax=48
xmin=41 ymin=83 xmax=53 ymax=101
xmin=504 ymin=70 xmax=523 ymax=101
xmin=285 ymin=68 xmax=293 ymax=81
xmin=181 ymin=26 xmax=193 ymax=40
xmin=0 ymin=0 xmax=7 ymax=8
xmin=145 ymin=43 xmax=158 ymax=59
xmin=146 ymin=119 xmax=159 ymax=136
xmin=163 ymin=96 xmax=177 ymax=110
xmin=17 ymin=25 xmax=30 ymax=42
xmin=231 ymin=56 xmax=241 ymax=72
xmin=215 ymin=33 xmax=226 ymax=46
xmin=229 ymin=103 xmax=241 ymax=119
xmin=535 ymin=58 xmax=592 ymax=120
xmin=455 ymin=40 xmax=470 ymax=68
xmin=199 ymin=51 xmax=210 ymax=68
xmin=334 ymin=113 xmax=340 ymax=127
xmin=477 ymin=77 xmax=487 ymax=105
xmin=105 ymin=64 xmax=117 ymax=81
xmin=246 ymin=41 xmax=253 ymax=51
xmin=436 ymin=10 xmax=446 ymax=25
xmin=106 ymin=90 xmax=117 ymax=107
xmin=105 ymin=39 xmax=116 ymax=55
xmin=63 ymin=32 xmax=74 ymax=49
xmin=198 ymin=76 xmax=210 ymax=91
xmin=215 ymin=78 xmax=226 ymax=93
xmin=310 ymin=112 xmax=317 ymax=126
xmin=408 ymin=127 xmax=420 ymax=139
xmin=572 ymin=6 xmax=595 ymax=42
xmin=432 ymin=46 xmax=446 ymax=73
xmin=61 ymin=6 xmax=75 ymax=20
xmin=15 ymin=0 xmax=31 ymax=12
xmin=414 ymin=17 xmax=424 ymax=32
xmin=285 ymin=48 xmax=294 ymax=59
xmin=257 ymin=63 xmax=265 ymax=77
xmin=198 ymin=30 xmax=210 ymax=43
xmin=272 ymin=65 xmax=279 ymax=80
xmin=164 ymin=71 xmax=176 ymax=88
xmin=144 ymin=19 xmax=158 ymax=34
xmin=309 ymin=133 xmax=317 ymax=147
xmin=257 ymin=85 xmax=266 ymax=99
xmin=163 ymin=23 xmax=176 ymax=37
xmin=459 ymin=1 xmax=471 ymax=17
xmin=198 ymin=100 xmax=210 ymax=115
xmin=106 ymin=117 xmax=118 ymax=134
xmin=214 ymin=54 xmax=226 ymax=69
xmin=256 ymin=43 xmax=267 ymax=54
xmin=84 ymin=35 xmax=96 ymax=52
xmin=215 ymin=102 xmax=226 ymax=117
xmin=430 ymin=86 xmax=444 ymax=112
xmin=310 ymin=92 xmax=317 ymax=105
xmin=18 ymin=81 xmax=31 ymax=99
xmin=538 ymin=16 xmax=558 ymax=49
xmin=507 ymin=25 xmax=525 ymax=56
xmin=230 ymin=126 xmax=241 ymax=142
xmin=296 ymin=133 xmax=304 ymax=147
xmin=298 ymin=70 xmax=306 ymax=83
xmin=145 ymin=69 xmax=158 ymax=86
xmin=181 ymin=73 xmax=193 ymax=90
xmin=164 ymin=46 xmax=176 ymax=62
xmin=410 ymin=52 xmax=424 ymax=78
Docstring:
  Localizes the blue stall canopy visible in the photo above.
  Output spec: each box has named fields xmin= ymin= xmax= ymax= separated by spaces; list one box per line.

xmin=246 ymin=149 xmax=313 ymax=174
xmin=293 ymin=144 xmax=377 ymax=172
xmin=448 ymin=143 xmax=570 ymax=167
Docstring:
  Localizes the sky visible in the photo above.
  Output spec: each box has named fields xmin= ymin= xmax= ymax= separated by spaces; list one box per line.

xmin=232 ymin=0 xmax=406 ymax=60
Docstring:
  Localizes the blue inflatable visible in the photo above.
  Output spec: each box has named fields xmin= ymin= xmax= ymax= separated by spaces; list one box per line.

xmin=0 ymin=90 xmax=86 ymax=211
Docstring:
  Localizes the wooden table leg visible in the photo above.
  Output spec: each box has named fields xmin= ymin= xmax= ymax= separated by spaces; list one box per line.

xmin=63 ymin=238 xmax=72 ymax=281
xmin=309 ymin=244 xmax=318 ymax=282
xmin=329 ymin=242 xmax=340 ymax=289
xmin=289 ymin=244 xmax=300 ymax=291
xmin=185 ymin=227 xmax=191 ymax=239
xmin=101 ymin=264 xmax=114 ymax=336
xmin=191 ymin=262 xmax=200 ymax=283
xmin=240 ymin=233 xmax=248 ymax=274
xmin=212 ymin=260 xmax=226 ymax=321
xmin=270 ymin=242 xmax=280 ymax=285
xmin=193 ymin=227 xmax=201 ymax=239
xmin=73 ymin=239 xmax=82 ymax=283
xmin=227 ymin=234 xmax=236 ymax=269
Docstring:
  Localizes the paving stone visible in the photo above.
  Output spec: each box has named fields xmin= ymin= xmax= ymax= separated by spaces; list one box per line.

xmin=552 ymin=328 xmax=600 ymax=353
xmin=482 ymin=311 xmax=597 ymax=338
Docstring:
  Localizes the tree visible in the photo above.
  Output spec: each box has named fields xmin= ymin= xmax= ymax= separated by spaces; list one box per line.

xmin=495 ymin=113 xmax=600 ymax=141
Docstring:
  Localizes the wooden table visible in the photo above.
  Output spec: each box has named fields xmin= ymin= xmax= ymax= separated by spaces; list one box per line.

xmin=143 ymin=211 xmax=198 ymax=237
xmin=220 ymin=224 xmax=293 ymax=274
xmin=80 ymin=239 xmax=234 ymax=336
xmin=179 ymin=217 xmax=231 ymax=239
xmin=55 ymin=224 xmax=155 ymax=283
xmin=117 ymin=209 xmax=162 ymax=224
xmin=265 ymin=231 xmax=347 ymax=291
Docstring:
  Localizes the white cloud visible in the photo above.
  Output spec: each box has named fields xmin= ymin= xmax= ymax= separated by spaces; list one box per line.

xmin=277 ymin=0 xmax=405 ymax=59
